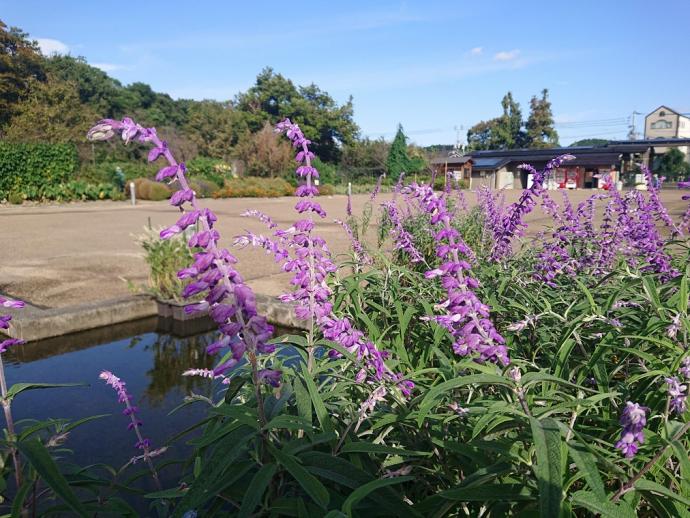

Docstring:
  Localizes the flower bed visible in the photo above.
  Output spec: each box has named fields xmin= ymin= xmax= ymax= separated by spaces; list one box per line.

xmin=1 ymin=117 xmax=689 ymax=517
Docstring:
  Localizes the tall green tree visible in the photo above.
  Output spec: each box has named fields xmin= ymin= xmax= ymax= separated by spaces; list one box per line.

xmin=341 ymin=138 xmax=389 ymax=180
xmin=234 ymin=122 xmax=293 ymax=177
xmin=386 ymin=124 xmax=410 ymax=179
xmin=4 ymin=76 xmax=98 ymax=146
xmin=657 ymin=148 xmax=690 ymax=181
xmin=0 ymin=20 xmax=46 ymax=129
xmin=385 ymin=124 xmax=426 ymax=179
xmin=235 ymin=67 xmax=359 ymax=162
xmin=502 ymin=92 xmax=525 ymax=148
xmin=525 ymin=88 xmax=559 ymax=148
xmin=185 ymin=100 xmax=243 ymax=160
xmin=466 ymin=92 xmax=524 ymax=151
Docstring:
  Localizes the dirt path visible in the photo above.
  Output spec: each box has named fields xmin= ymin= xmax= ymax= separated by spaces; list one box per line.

xmin=2 ymin=189 xmax=687 ymax=308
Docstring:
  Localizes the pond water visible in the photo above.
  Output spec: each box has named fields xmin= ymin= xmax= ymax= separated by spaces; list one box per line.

xmin=2 ymin=316 xmax=288 ymax=506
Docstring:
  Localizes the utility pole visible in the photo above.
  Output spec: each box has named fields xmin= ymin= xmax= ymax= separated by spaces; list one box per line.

xmin=452 ymin=125 xmax=464 ymax=155
xmin=628 ymin=111 xmax=642 ymax=140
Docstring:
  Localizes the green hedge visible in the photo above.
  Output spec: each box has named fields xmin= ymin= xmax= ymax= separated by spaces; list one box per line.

xmin=0 ymin=142 xmax=78 ymax=199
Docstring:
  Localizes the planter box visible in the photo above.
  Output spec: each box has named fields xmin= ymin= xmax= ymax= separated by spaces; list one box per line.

xmin=156 ymin=299 xmax=208 ymax=321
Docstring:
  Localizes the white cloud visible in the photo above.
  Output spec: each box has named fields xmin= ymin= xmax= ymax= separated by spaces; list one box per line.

xmin=493 ymin=49 xmax=520 ymax=62
xmin=35 ymin=38 xmax=69 ymax=55
xmin=92 ymin=63 xmax=126 ymax=73
xmin=469 ymin=47 xmax=483 ymax=56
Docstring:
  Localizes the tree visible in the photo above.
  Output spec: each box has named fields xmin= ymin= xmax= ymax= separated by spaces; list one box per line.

xmin=525 ymin=88 xmax=559 ymax=148
xmin=502 ymin=92 xmax=525 ymax=148
xmin=467 ymin=119 xmax=500 ymax=151
xmin=234 ymin=122 xmax=293 ymax=177
xmin=0 ymin=20 xmax=46 ymax=129
xmin=341 ymin=138 xmax=389 ymax=180
xmin=4 ymin=76 xmax=98 ymax=147
xmin=386 ymin=124 xmax=411 ymax=179
xmin=569 ymin=138 xmax=609 ymax=147
xmin=466 ymin=92 xmax=524 ymax=151
xmin=656 ymin=148 xmax=690 ymax=181
xmin=235 ymin=67 xmax=359 ymax=162
xmin=45 ymin=55 xmax=124 ymax=117
xmin=185 ymin=100 xmax=242 ymax=160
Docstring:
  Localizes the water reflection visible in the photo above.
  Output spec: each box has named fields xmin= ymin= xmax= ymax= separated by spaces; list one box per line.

xmin=140 ymin=332 xmax=215 ymax=404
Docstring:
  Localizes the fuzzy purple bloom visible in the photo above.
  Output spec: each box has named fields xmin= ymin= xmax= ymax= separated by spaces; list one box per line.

xmin=88 ymin=117 xmax=278 ymax=387
xmin=666 ymin=376 xmax=687 ymax=414
xmin=100 ymin=370 xmax=152 ymax=451
xmin=615 ymin=401 xmax=648 ymax=458
xmin=409 ymin=183 xmax=508 ymax=365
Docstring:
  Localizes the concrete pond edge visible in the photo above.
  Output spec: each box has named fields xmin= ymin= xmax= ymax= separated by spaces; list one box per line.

xmin=2 ymin=293 xmax=306 ymax=342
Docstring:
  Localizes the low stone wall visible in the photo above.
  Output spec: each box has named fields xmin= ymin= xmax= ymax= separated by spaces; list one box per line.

xmin=2 ymin=292 xmax=306 ymax=342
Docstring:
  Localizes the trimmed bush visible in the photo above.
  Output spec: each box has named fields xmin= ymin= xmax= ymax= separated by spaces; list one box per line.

xmin=0 ymin=142 xmax=78 ymax=200
xmin=186 ymin=156 xmax=229 ymax=188
xmin=319 ymin=183 xmax=335 ymax=195
xmin=188 ymin=178 xmax=218 ymax=198
xmin=212 ymin=176 xmax=293 ymax=198
xmin=130 ymin=178 xmax=172 ymax=201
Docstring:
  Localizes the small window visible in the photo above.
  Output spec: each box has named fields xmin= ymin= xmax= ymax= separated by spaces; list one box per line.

xmin=659 ymin=110 xmax=666 ymax=117
xmin=651 ymin=119 xmax=673 ymax=129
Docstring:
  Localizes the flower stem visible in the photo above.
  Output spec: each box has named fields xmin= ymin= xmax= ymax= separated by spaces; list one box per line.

xmin=249 ymin=352 xmax=268 ymax=428
xmin=0 ymin=354 xmax=22 ymax=489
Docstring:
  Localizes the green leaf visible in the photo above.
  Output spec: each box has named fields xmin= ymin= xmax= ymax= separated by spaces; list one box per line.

xmin=341 ymin=476 xmax=413 ymax=516
xmin=17 ymin=439 xmax=89 ymax=517
xmin=341 ymin=442 xmax=430 ymax=457
xmin=634 ymin=479 xmax=690 ymax=507
xmin=301 ymin=367 xmax=334 ymax=435
xmin=294 ymin=378 xmax=312 ymax=428
xmin=10 ymin=480 xmax=32 ymax=518
xmin=224 ymin=375 xmax=247 ymax=403
xmin=265 ymin=414 xmax=314 ymax=432
xmin=529 ymin=417 xmax=563 ymax=518
xmin=417 ymin=374 xmax=514 ymax=425
xmin=435 ymin=483 xmax=535 ymax=502
xmin=568 ymin=442 xmax=606 ymax=500
xmin=238 ymin=463 xmax=277 ymax=518
xmin=571 ymin=491 xmax=636 ymax=518
xmin=270 ymin=445 xmax=330 ymax=509
xmin=4 ymin=383 xmax=85 ymax=403
xmin=678 ymin=274 xmax=688 ymax=313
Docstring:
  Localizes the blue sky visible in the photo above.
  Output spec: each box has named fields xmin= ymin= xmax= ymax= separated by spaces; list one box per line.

xmin=3 ymin=0 xmax=690 ymax=146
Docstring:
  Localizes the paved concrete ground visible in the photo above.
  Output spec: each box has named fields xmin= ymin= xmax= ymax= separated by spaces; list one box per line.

xmin=1 ymin=190 xmax=688 ymax=310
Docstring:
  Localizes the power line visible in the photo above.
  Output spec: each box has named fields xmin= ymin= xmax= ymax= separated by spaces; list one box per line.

xmin=559 ymin=129 xmax=629 ymax=140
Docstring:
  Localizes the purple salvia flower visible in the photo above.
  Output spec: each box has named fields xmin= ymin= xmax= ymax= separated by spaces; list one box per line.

xmin=88 ymin=118 xmax=277 ymax=388
xmin=448 ymin=401 xmax=469 ymax=416
xmin=382 ymin=201 xmax=424 ymax=263
xmin=642 ymin=165 xmax=680 ymax=236
xmin=615 ymin=401 xmax=648 ymax=458
xmin=270 ymin=120 xmax=412 ymax=394
xmin=0 ymin=338 xmax=23 ymax=354
xmin=100 ymin=370 xmax=152 ymax=452
xmin=241 ymin=210 xmax=278 ymax=229
xmin=667 ymin=314 xmax=681 ymax=339
xmin=0 ymin=314 xmax=13 ymax=330
xmin=490 ymin=155 xmax=574 ymax=261
xmin=665 ymin=376 xmax=687 ymax=414
xmin=0 ymin=297 xmax=25 ymax=309
xmin=370 ymin=174 xmax=383 ymax=201
xmin=410 ymin=183 xmax=508 ymax=365
xmin=182 ymin=368 xmax=220 ymax=380
xmin=257 ymin=369 xmax=282 ymax=388
xmin=680 ymin=357 xmax=690 ymax=379
xmin=335 ymin=219 xmax=372 ymax=265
